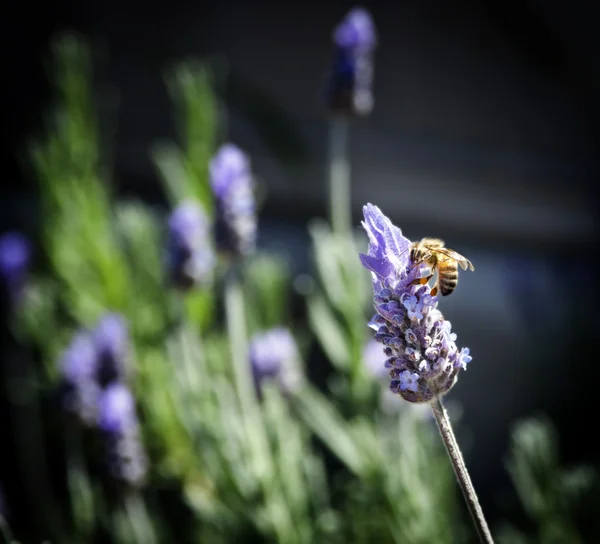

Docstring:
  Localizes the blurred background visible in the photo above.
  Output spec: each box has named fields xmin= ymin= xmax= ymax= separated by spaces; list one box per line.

xmin=2 ymin=1 xmax=599 ymax=543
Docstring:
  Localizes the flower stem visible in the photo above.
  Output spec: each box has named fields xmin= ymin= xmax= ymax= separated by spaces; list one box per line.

xmin=124 ymin=492 xmax=157 ymax=544
xmin=328 ymin=116 xmax=351 ymax=235
xmin=430 ymin=395 xmax=494 ymax=544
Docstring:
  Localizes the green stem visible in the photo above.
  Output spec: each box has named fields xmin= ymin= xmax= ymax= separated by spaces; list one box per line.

xmin=328 ymin=117 xmax=351 ymax=235
xmin=430 ymin=396 xmax=494 ymax=544
xmin=224 ymin=265 xmax=294 ymax=542
xmin=124 ymin=492 xmax=157 ymax=544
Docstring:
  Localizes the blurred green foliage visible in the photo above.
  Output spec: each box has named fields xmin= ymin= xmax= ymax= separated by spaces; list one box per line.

xmin=2 ymin=33 xmax=597 ymax=544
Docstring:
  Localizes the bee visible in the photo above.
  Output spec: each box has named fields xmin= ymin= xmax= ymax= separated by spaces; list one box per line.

xmin=408 ymin=238 xmax=474 ymax=296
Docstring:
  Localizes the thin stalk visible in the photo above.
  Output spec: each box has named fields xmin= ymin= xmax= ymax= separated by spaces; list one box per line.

xmin=328 ymin=116 xmax=351 ymax=235
xmin=124 ymin=492 xmax=157 ymax=544
xmin=430 ymin=395 xmax=494 ymax=544
xmin=224 ymin=265 xmax=294 ymax=542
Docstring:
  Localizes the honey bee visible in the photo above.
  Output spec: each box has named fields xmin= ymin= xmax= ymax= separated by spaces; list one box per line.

xmin=408 ymin=237 xmax=474 ymax=296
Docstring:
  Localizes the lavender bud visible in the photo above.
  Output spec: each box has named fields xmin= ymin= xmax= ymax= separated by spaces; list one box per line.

xmin=98 ymin=383 xmax=147 ymax=486
xmin=0 ymin=232 xmax=31 ymax=307
xmin=326 ymin=8 xmax=377 ymax=117
xmin=93 ymin=313 xmax=130 ymax=386
xmin=209 ymin=143 xmax=257 ymax=258
xmin=59 ymin=331 xmax=100 ymax=426
xmin=166 ymin=200 xmax=214 ymax=290
xmin=249 ymin=327 xmax=302 ymax=395
xmin=359 ymin=204 xmax=472 ymax=403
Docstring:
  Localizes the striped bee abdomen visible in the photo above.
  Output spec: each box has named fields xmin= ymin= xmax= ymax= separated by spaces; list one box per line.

xmin=437 ymin=259 xmax=458 ymax=296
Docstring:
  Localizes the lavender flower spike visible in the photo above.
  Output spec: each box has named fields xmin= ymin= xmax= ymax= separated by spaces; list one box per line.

xmin=327 ymin=7 xmax=377 ymax=116
xmin=98 ymin=383 xmax=147 ymax=486
xmin=166 ymin=200 xmax=215 ymax=289
xmin=359 ymin=204 xmax=472 ymax=403
xmin=249 ymin=327 xmax=302 ymax=395
xmin=210 ymin=143 xmax=257 ymax=257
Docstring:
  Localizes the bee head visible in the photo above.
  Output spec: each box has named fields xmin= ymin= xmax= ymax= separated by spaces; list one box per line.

xmin=409 ymin=246 xmax=417 ymax=263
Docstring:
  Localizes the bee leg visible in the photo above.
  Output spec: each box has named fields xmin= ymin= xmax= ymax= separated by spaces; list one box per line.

xmin=410 ymin=274 xmax=433 ymax=287
xmin=431 ymin=286 xmax=438 ymax=296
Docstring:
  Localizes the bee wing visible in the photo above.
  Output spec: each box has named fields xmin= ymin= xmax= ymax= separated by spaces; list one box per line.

xmin=431 ymin=248 xmax=474 ymax=270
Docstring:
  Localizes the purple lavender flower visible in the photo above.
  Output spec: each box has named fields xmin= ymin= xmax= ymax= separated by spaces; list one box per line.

xmin=327 ymin=8 xmax=377 ymax=117
xmin=59 ymin=331 xmax=101 ymax=425
xmin=209 ymin=143 xmax=257 ymax=257
xmin=249 ymin=327 xmax=302 ymax=394
xmin=98 ymin=383 xmax=147 ymax=486
xmin=0 ymin=232 xmax=31 ymax=305
xmin=362 ymin=338 xmax=390 ymax=380
xmin=166 ymin=200 xmax=215 ymax=289
xmin=93 ymin=313 xmax=130 ymax=386
xmin=359 ymin=204 xmax=472 ymax=403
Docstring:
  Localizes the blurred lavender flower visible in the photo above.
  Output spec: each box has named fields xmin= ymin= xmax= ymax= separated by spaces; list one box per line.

xmin=362 ymin=337 xmax=389 ymax=380
xmin=209 ymin=143 xmax=257 ymax=257
xmin=327 ymin=7 xmax=377 ymax=116
xmin=249 ymin=327 xmax=302 ymax=395
xmin=98 ymin=383 xmax=147 ymax=486
xmin=0 ymin=232 xmax=31 ymax=305
xmin=166 ymin=200 xmax=215 ymax=289
xmin=93 ymin=313 xmax=130 ymax=386
xmin=359 ymin=204 xmax=472 ymax=403
xmin=59 ymin=331 xmax=101 ymax=425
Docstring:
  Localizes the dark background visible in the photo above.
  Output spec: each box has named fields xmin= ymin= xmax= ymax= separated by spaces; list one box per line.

xmin=2 ymin=0 xmax=600 ymax=535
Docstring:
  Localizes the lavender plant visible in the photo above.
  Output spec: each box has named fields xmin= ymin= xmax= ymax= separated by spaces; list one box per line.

xmin=497 ymin=418 xmax=598 ymax=544
xmin=325 ymin=7 xmax=377 ymax=235
xmin=8 ymin=26 xmax=593 ymax=544
xmin=359 ymin=203 xmax=493 ymax=543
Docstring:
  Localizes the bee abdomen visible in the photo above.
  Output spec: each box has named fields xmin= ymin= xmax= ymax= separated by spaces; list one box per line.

xmin=437 ymin=262 xmax=458 ymax=296
xmin=439 ymin=277 xmax=458 ymax=296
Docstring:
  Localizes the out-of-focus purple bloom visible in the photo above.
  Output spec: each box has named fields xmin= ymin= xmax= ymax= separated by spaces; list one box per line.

xmin=0 ymin=232 xmax=31 ymax=305
xmin=93 ymin=313 xmax=130 ymax=385
xmin=359 ymin=204 xmax=472 ymax=403
xmin=166 ymin=200 xmax=214 ymax=289
xmin=327 ymin=8 xmax=377 ymax=117
xmin=59 ymin=331 xmax=101 ymax=425
xmin=98 ymin=383 xmax=147 ymax=486
xmin=249 ymin=327 xmax=302 ymax=394
xmin=209 ymin=144 xmax=257 ymax=257
xmin=362 ymin=338 xmax=389 ymax=380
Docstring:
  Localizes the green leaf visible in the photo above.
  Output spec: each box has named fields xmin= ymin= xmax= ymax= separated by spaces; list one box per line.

xmin=307 ymin=294 xmax=350 ymax=370
xmin=292 ymin=385 xmax=364 ymax=476
xmin=151 ymin=143 xmax=189 ymax=206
